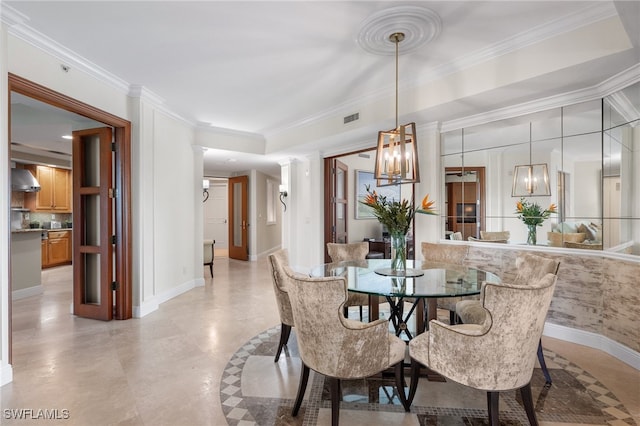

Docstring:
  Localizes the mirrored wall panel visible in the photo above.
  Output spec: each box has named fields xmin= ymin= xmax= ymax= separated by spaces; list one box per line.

xmin=440 ymin=82 xmax=639 ymax=255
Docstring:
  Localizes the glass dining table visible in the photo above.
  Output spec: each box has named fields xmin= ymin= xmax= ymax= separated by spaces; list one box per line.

xmin=310 ymin=259 xmax=500 ymax=340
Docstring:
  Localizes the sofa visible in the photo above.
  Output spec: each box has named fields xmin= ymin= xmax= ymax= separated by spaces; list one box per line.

xmin=547 ymin=221 xmax=601 ymax=248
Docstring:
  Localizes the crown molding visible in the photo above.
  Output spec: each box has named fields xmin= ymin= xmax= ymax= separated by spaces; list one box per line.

xmin=196 ymin=122 xmax=265 ymax=142
xmin=129 ymin=84 xmax=194 ymax=127
xmin=418 ymin=2 xmax=618 ymax=85
xmin=441 ymin=64 xmax=640 ymax=133
xmin=263 ymin=2 xmax=618 ymax=138
xmin=0 ymin=4 xmax=28 ymax=27
xmin=4 ymin=6 xmax=130 ymax=95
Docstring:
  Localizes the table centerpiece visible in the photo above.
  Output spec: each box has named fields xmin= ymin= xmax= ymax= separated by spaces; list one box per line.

xmin=361 ymin=185 xmax=436 ymax=275
xmin=515 ymin=198 xmax=556 ymax=245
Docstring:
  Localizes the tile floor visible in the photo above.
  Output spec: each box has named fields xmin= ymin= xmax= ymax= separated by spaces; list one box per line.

xmin=1 ymin=257 xmax=639 ymax=425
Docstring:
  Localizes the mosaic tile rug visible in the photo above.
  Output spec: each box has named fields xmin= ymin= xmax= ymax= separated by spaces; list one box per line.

xmin=220 ymin=325 xmax=636 ymax=426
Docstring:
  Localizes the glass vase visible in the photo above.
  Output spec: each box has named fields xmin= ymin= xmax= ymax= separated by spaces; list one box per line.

xmin=390 ymin=232 xmax=407 ymax=275
xmin=526 ymin=224 xmax=538 ymax=245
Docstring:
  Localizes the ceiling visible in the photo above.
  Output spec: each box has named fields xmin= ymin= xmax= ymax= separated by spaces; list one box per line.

xmin=4 ymin=1 xmax=639 ymax=177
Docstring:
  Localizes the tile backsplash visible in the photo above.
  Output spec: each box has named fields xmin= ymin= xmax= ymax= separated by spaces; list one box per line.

xmin=30 ymin=212 xmax=73 ymax=229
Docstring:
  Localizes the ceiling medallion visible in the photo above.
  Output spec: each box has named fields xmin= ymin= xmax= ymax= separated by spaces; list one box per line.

xmin=356 ymin=6 xmax=442 ymax=56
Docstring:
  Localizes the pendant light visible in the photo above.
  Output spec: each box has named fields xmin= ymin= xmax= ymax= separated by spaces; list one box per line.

xmin=511 ymin=123 xmax=550 ymax=197
xmin=374 ymin=32 xmax=420 ymax=187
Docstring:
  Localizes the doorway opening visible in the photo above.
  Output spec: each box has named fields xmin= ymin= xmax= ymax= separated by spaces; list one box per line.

xmin=444 ymin=167 xmax=486 ymax=240
xmin=7 ymin=74 xmax=132 ymax=361
xmin=323 ymin=147 xmax=416 ymax=263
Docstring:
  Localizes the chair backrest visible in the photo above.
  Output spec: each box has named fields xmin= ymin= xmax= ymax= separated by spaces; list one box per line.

xmin=327 ymin=242 xmax=369 ymax=262
xmin=281 ymin=265 xmax=391 ymax=379
xmin=203 ymin=239 xmax=214 ymax=263
xmin=480 ymin=230 xmax=510 ymax=241
xmin=429 ymin=273 xmax=557 ymax=391
xmin=267 ymin=249 xmax=294 ymax=327
xmin=421 ymin=242 xmax=468 ymax=264
xmin=514 ymin=252 xmax=560 ymax=284
xmin=449 ymin=232 xmax=463 ymax=240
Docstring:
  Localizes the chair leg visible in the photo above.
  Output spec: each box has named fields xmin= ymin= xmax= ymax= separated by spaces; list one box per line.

xmin=329 ymin=377 xmax=341 ymax=426
xmin=292 ymin=363 xmax=310 ymax=417
xmin=343 ymin=306 xmax=349 ymax=318
xmin=274 ymin=323 xmax=292 ymax=362
xmin=537 ymin=339 xmax=552 ymax=385
xmin=520 ymin=382 xmax=539 ymax=426
xmin=394 ymin=362 xmax=410 ymax=412
xmin=209 ymin=263 xmax=213 ymax=276
xmin=359 ymin=305 xmax=363 ymax=321
xmin=449 ymin=310 xmax=456 ymax=325
xmin=407 ymin=359 xmax=421 ymax=406
xmin=487 ymin=391 xmax=499 ymax=426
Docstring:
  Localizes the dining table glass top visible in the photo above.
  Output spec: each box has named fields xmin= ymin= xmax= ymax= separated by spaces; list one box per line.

xmin=309 ymin=259 xmax=500 ymax=299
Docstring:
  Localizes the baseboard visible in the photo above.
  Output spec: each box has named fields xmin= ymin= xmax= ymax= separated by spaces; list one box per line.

xmin=12 ymin=285 xmax=43 ymax=300
xmin=134 ymin=298 xmax=159 ymax=318
xmin=194 ymin=277 xmax=205 ymax=287
xmin=0 ymin=363 xmax=13 ymax=387
xmin=250 ymin=245 xmax=282 ymax=261
xmin=544 ymin=322 xmax=640 ymax=370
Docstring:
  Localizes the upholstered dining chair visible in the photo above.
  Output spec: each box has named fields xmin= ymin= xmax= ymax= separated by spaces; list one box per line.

xmin=408 ymin=273 xmax=557 ymax=425
xmin=267 ymin=249 xmax=294 ymax=362
xmin=421 ymin=242 xmax=469 ymax=325
xmin=203 ymin=239 xmax=215 ymax=276
xmin=282 ymin=266 xmax=410 ymax=425
xmin=326 ymin=242 xmax=370 ymax=320
xmin=456 ymin=252 xmax=560 ymax=384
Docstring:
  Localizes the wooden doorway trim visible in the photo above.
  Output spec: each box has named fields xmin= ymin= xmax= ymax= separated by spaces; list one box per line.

xmin=445 ymin=166 xmax=486 ymax=239
xmin=8 ymin=74 xmax=133 ymax=325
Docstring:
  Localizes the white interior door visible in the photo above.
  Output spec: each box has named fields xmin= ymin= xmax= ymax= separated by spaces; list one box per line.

xmin=204 ymin=179 xmax=229 ymax=256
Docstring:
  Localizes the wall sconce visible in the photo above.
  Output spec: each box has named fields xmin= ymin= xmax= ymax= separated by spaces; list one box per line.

xmin=203 ymin=179 xmax=210 ymax=203
xmin=279 ymin=184 xmax=288 ymax=212
xmin=511 ymin=123 xmax=550 ymax=197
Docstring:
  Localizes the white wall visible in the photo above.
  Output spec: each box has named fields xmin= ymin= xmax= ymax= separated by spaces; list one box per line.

xmin=252 ymin=171 xmax=282 ymax=258
xmin=1 ymin=31 xmax=204 ymax=385
xmin=337 ymin=151 xmax=383 ymax=242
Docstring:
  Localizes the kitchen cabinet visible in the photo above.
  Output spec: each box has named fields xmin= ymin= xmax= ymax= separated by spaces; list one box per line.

xmin=25 ymin=165 xmax=72 ymax=212
xmin=42 ymin=230 xmax=72 ymax=268
xmin=41 ymin=239 xmax=48 ymax=266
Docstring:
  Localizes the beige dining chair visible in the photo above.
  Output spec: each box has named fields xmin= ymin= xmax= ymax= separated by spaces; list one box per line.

xmin=326 ymin=242 xmax=370 ymax=320
xmin=408 ymin=273 xmax=557 ymax=424
xmin=203 ymin=239 xmax=214 ymax=276
xmin=282 ymin=265 xmax=410 ymax=425
xmin=421 ymin=242 xmax=469 ymax=325
xmin=267 ymin=249 xmax=294 ymax=362
xmin=456 ymin=252 xmax=560 ymax=384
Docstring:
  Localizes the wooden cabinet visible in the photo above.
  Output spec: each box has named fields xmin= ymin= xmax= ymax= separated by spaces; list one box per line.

xmin=42 ymin=230 xmax=72 ymax=268
xmin=41 ymin=239 xmax=48 ymax=267
xmin=25 ymin=165 xmax=72 ymax=212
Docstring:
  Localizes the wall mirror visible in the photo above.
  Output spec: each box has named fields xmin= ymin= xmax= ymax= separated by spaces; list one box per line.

xmin=441 ymin=81 xmax=639 ymax=255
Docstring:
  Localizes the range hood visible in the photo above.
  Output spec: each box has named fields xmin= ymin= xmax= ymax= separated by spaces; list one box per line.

xmin=11 ymin=168 xmax=41 ymax=192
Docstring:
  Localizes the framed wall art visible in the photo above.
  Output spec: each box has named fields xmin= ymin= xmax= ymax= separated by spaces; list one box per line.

xmin=355 ymin=170 xmax=401 ymax=219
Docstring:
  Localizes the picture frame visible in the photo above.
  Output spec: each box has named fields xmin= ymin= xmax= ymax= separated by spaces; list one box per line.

xmin=355 ymin=170 xmax=401 ymax=219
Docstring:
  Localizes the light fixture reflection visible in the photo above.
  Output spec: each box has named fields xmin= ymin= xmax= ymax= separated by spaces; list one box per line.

xmin=511 ymin=123 xmax=550 ymax=197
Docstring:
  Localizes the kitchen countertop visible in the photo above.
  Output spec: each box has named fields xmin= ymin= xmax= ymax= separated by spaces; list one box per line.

xmin=11 ymin=228 xmax=44 ymax=233
xmin=11 ymin=228 xmax=73 ymax=233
